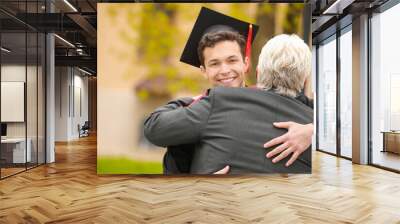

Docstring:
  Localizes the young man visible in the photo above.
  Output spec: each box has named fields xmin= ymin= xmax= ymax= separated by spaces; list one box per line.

xmin=155 ymin=7 xmax=313 ymax=174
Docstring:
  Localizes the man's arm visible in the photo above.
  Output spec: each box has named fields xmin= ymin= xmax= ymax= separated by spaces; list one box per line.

xmin=264 ymin=122 xmax=314 ymax=167
xmin=150 ymin=97 xmax=194 ymax=113
xmin=143 ymin=95 xmax=212 ymax=147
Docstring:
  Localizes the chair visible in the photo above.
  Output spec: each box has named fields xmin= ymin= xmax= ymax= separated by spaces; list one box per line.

xmin=79 ymin=121 xmax=90 ymax=138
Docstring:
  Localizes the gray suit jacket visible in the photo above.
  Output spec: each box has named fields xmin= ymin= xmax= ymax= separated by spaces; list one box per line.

xmin=144 ymin=87 xmax=313 ymax=174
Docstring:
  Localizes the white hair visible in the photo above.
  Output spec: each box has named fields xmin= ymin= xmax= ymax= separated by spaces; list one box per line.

xmin=256 ymin=34 xmax=311 ymax=97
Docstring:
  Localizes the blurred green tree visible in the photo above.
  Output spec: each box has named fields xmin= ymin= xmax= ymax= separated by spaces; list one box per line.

xmin=112 ymin=4 xmax=304 ymax=99
xmin=135 ymin=4 xmax=204 ymax=101
xmin=248 ymin=3 xmax=304 ymax=85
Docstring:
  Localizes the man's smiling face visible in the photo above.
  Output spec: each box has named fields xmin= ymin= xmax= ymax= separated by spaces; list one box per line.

xmin=201 ymin=40 xmax=249 ymax=87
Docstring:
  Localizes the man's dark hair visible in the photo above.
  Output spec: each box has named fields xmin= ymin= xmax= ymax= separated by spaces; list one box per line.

xmin=197 ymin=31 xmax=246 ymax=67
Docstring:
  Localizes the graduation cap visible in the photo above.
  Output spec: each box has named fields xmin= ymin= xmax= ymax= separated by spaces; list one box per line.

xmin=180 ymin=7 xmax=259 ymax=68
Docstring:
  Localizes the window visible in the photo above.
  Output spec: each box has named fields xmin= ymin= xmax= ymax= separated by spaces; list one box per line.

xmin=370 ymin=3 xmax=400 ymax=171
xmin=0 ymin=1 xmax=46 ymax=179
xmin=317 ymin=35 xmax=337 ymax=154
xmin=339 ymin=27 xmax=352 ymax=158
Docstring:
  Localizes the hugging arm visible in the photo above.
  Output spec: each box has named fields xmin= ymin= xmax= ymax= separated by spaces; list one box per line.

xmin=264 ymin=122 xmax=314 ymax=167
xmin=143 ymin=96 xmax=212 ymax=147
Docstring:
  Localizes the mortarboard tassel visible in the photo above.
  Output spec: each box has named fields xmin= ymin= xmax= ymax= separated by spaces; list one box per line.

xmin=245 ymin=24 xmax=254 ymax=80
xmin=245 ymin=24 xmax=253 ymax=59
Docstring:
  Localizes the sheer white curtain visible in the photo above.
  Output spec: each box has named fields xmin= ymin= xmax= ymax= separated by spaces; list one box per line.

xmin=318 ymin=37 xmax=337 ymax=154
xmin=339 ymin=29 xmax=352 ymax=158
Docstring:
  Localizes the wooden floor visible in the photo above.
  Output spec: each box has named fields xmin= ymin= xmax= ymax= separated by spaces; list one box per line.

xmin=1 ymin=163 xmax=45 ymax=178
xmin=1 ymin=135 xmax=400 ymax=223
xmin=1 ymin=167 xmax=26 ymax=178
xmin=372 ymin=150 xmax=400 ymax=171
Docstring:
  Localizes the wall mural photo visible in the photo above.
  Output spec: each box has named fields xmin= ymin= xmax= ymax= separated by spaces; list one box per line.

xmin=97 ymin=3 xmax=312 ymax=175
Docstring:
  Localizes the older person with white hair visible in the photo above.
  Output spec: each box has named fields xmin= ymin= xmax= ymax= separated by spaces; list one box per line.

xmin=257 ymin=34 xmax=314 ymax=166
xmin=257 ymin=34 xmax=311 ymax=97
xmin=144 ymin=34 xmax=314 ymax=174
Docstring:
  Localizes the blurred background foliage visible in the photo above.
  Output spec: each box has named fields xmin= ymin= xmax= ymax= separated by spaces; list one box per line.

xmin=107 ymin=3 xmax=305 ymax=101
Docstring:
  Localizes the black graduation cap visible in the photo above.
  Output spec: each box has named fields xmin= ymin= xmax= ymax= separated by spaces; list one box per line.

xmin=180 ymin=7 xmax=259 ymax=68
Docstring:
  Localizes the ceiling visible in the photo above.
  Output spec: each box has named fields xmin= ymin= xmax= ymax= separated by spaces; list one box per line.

xmin=0 ymin=0 xmax=97 ymax=74
xmin=311 ymin=0 xmax=389 ymax=43
xmin=4 ymin=0 xmax=392 ymax=74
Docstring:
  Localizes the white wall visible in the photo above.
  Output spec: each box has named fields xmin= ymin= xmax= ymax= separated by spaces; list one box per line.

xmin=1 ymin=65 xmax=37 ymax=138
xmin=55 ymin=67 xmax=70 ymax=141
xmin=55 ymin=67 xmax=89 ymax=141
xmin=73 ymin=73 xmax=89 ymax=137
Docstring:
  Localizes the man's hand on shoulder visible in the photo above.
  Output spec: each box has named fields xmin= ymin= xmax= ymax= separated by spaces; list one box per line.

xmin=264 ymin=122 xmax=313 ymax=167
